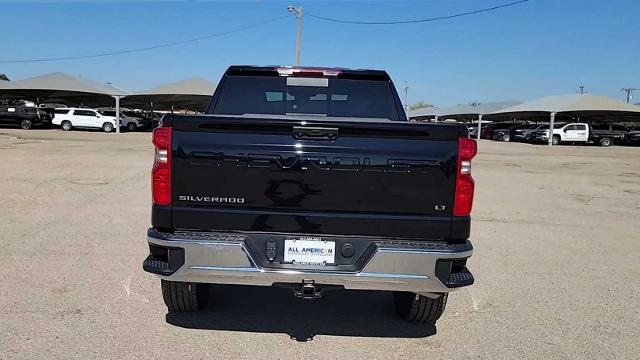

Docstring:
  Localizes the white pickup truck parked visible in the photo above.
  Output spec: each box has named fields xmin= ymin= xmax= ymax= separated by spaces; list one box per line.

xmin=534 ymin=122 xmax=622 ymax=146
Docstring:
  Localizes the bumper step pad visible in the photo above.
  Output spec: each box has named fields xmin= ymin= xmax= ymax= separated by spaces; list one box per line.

xmin=435 ymin=259 xmax=474 ymax=288
xmin=143 ymin=243 xmax=185 ymax=276
xmin=444 ymin=268 xmax=474 ymax=288
xmin=143 ymin=256 xmax=173 ymax=275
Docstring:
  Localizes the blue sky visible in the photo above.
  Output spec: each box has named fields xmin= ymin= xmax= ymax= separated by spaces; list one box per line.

xmin=1 ymin=0 xmax=639 ymax=106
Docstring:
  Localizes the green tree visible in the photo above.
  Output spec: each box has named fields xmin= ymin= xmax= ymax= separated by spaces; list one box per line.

xmin=0 ymin=74 xmax=9 ymax=81
xmin=409 ymin=101 xmax=435 ymax=110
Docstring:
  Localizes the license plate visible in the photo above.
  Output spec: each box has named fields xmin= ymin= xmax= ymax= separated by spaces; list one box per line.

xmin=284 ymin=237 xmax=335 ymax=265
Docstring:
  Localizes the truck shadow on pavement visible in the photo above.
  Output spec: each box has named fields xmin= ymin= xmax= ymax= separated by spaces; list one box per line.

xmin=166 ymin=284 xmax=436 ymax=341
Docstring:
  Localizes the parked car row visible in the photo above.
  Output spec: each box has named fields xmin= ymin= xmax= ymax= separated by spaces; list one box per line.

xmin=0 ymin=106 xmax=158 ymax=132
xmin=480 ymin=122 xmax=640 ymax=147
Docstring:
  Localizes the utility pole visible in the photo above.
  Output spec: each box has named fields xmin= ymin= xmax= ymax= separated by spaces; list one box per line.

xmin=621 ymin=88 xmax=638 ymax=103
xmin=578 ymin=85 xmax=585 ymax=94
xmin=288 ymin=5 xmax=303 ymax=65
xmin=403 ymin=81 xmax=409 ymax=112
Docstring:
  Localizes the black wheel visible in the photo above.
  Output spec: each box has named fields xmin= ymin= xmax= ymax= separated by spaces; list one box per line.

xmin=20 ymin=119 xmax=33 ymax=130
xmin=394 ymin=292 xmax=448 ymax=324
xmin=61 ymin=121 xmax=72 ymax=131
xmin=502 ymin=133 xmax=511 ymax=142
xmin=127 ymin=122 xmax=137 ymax=131
xmin=552 ymin=135 xmax=561 ymax=145
xmin=161 ymin=280 xmax=210 ymax=313
xmin=599 ymin=137 xmax=612 ymax=147
xmin=102 ymin=122 xmax=114 ymax=133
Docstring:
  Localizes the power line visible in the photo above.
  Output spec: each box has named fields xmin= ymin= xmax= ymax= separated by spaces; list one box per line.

xmin=306 ymin=0 xmax=530 ymax=25
xmin=1 ymin=1 xmax=531 ymax=64
xmin=0 ymin=15 xmax=291 ymax=64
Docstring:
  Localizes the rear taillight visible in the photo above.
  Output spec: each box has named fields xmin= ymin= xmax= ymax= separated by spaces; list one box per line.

xmin=152 ymin=127 xmax=172 ymax=206
xmin=453 ymin=137 xmax=477 ymax=216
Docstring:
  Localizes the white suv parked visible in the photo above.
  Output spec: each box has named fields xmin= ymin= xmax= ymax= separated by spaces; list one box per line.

xmin=52 ymin=108 xmax=119 ymax=132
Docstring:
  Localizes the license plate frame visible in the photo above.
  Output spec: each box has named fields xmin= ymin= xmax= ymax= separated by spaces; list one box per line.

xmin=283 ymin=237 xmax=336 ymax=265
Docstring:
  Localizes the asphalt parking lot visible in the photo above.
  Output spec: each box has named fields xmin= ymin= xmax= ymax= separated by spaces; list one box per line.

xmin=1 ymin=128 xmax=639 ymax=359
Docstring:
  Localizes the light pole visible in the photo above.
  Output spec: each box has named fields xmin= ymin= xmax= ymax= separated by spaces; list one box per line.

xmin=621 ymin=88 xmax=637 ymax=103
xmin=288 ymin=5 xmax=303 ymax=65
xmin=403 ymin=81 xmax=409 ymax=112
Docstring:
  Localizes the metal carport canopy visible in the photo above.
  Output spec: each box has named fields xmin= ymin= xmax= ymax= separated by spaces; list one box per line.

xmin=0 ymin=72 xmax=129 ymax=133
xmin=407 ymin=107 xmax=441 ymax=120
xmin=408 ymin=101 xmax=521 ymax=122
xmin=121 ymin=78 xmax=215 ymax=112
xmin=486 ymin=94 xmax=640 ymax=146
xmin=408 ymin=101 xmax=522 ymax=141
xmin=0 ymin=72 xmax=127 ymax=106
xmin=487 ymin=94 xmax=640 ymax=119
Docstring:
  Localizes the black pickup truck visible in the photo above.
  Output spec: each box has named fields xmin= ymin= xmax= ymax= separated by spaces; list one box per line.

xmin=143 ymin=66 xmax=476 ymax=325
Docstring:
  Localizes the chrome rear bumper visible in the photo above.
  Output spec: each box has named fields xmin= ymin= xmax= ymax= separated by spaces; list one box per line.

xmin=144 ymin=230 xmax=473 ymax=294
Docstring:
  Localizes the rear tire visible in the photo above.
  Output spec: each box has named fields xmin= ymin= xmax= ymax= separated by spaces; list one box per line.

xmin=394 ymin=292 xmax=448 ymax=324
xmin=161 ymin=280 xmax=210 ymax=313
xmin=20 ymin=119 xmax=33 ymax=130
xmin=102 ymin=122 xmax=114 ymax=133
xmin=127 ymin=122 xmax=137 ymax=131
xmin=599 ymin=137 xmax=612 ymax=147
xmin=552 ymin=135 xmax=561 ymax=145
xmin=61 ymin=121 xmax=72 ymax=131
xmin=502 ymin=134 xmax=511 ymax=142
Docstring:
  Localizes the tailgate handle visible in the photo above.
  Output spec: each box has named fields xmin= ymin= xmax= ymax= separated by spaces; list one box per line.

xmin=292 ymin=126 xmax=339 ymax=141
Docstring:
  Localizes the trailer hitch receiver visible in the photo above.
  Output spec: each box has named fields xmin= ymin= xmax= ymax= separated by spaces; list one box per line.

xmin=294 ymin=280 xmax=322 ymax=300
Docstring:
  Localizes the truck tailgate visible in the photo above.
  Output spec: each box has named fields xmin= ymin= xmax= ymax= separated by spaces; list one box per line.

xmin=168 ymin=116 xmax=464 ymax=240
